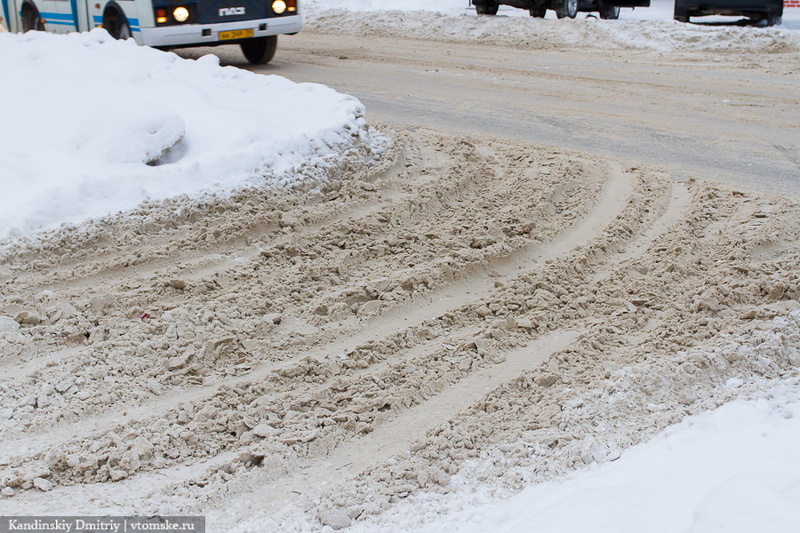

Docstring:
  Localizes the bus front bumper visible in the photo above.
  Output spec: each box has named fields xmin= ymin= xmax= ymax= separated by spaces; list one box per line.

xmin=138 ymin=14 xmax=302 ymax=48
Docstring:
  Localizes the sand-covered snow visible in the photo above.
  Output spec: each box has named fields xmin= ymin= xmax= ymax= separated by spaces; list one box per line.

xmin=1 ymin=3 xmax=799 ymax=532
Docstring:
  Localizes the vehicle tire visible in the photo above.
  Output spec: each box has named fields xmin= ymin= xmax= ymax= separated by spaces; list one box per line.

xmin=104 ymin=10 xmax=132 ymax=39
xmin=674 ymin=14 xmax=689 ymax=22
xmin=554 ymin=0 xmax=578 ymax=19
xmin=598 ymin=2 xmax=620 ymax=19
xmin=21 ymin=4 xmax=45 ymax=31
xmin=529 ymin=6 xmax=547 ymax=17
xmin=475 ymin=2 xmax=499 ymax=15
xmin=765 ymin=15 xmax=781 ymax=26
xmin=241 ymin=35 xmax=278 ymax=65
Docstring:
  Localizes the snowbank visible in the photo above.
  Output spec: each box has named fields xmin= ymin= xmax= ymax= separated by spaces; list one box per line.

xmin=304 ymin=0 xmax=800 ymax=23
xmin=303 ymin=0 xmax=800 ymax=53
xmin=0 ymin=29 xmax=383 ymax=240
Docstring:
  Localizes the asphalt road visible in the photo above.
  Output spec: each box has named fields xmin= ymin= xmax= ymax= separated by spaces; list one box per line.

xmin=184 ymin=32 xmax=800 ymax=195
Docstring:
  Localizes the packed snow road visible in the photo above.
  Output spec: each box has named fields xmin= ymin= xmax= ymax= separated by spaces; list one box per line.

xmin=2 ymin=9 xmax=800 ymax=533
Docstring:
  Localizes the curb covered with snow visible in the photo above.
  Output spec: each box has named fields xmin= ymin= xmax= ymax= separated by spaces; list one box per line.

xmin=0 ymin=29 xmax=385 ymax=240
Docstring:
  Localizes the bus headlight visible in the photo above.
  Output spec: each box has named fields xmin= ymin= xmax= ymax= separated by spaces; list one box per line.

xmin=173 ymin=6 xmax=190 ymax=22
xmin=155 ymin=4 xmax=195 ymax=25
xmin=272 ymin=0 xmax=287 ymax=14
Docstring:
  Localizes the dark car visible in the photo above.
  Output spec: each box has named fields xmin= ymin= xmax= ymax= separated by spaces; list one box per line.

xmin=472 ymin=0 xmax=651 ymax=20
xmin=674 ymin=0 xmax=783 ymax=25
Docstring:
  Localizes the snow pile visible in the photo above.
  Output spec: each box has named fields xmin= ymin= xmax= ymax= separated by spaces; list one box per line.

xmin=0 ymin=29 xmax=384 ymax=240
xmin=303 ymin=0 xmax=800 ymax=53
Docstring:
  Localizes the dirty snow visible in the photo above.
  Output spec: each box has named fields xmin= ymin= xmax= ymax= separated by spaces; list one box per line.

xmin=341 ymin=314 xmax=800 ymax=533
xmin=1 ymin=3 xmax=799 ymax=533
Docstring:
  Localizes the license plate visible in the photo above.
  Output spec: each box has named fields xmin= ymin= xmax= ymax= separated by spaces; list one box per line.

xmin=219 ymin=29 xmax=254 ymax=40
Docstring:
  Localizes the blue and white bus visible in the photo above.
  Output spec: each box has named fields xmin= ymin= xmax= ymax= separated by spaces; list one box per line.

xmin=0 ymin=0 xmax=302 ymax=63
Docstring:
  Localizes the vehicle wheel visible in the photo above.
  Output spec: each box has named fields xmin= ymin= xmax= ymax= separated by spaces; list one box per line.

xmin=475 ymin=2 xmax=499 ymax=15
xmin=674 ymin=9 xmax=689 ymax=22
xmin=554 ymin=0 xmax=578 ymax=19
xmin=104 ymin=10 xmax=132 ymax=39
xmin=529 ymin=6 xmax=547 ymax=17
xmin=598 ymin=1 xmax=620 ymax=19
xmin=765 ymin=15 xmax=781 ymax=26
xmin=21 ymin=4 xmax=45 ymax=31
xmin=241 ymin=35 xmax=278 ymax=64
